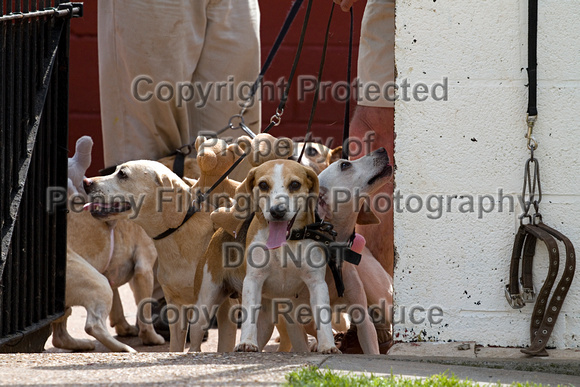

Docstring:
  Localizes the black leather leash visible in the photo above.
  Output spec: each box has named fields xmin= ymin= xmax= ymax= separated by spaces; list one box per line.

xmin=505 ymin=0 xmax=576 ymax=356
xmin=152 ymin=191 xmax=204 ymax=241
xmin=297 ymin=5 xmax=354 ymax=164
xmin=297 ymin=2 xmax=335 ymax=163
xmin=341 ymin=8 xmax=354 ymax=160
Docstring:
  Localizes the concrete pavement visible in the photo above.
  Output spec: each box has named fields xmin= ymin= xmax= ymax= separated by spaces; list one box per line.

xmin=0 ymin=285 xmax=569 ymax=386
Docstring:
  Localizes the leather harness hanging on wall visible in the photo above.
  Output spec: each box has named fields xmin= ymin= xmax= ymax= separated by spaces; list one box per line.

xmin=504 ymin=0 xmax=576 ymax=357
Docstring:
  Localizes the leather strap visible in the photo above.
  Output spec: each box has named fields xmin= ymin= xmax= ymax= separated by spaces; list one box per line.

xmin=507 ymin=225 xmax=527 ymax=305
xmin=521 ymin=223 xmax=575 ymax=356
xmin=173 ymin=151 xmax=186 ymax=179
xmin=171 ymin=144 xmax=195 ymax=179
xmin=506 ymin=222 xmax=576 ymax=356
xmin=298 ymin=2 xmax=335 ymax=164
xmin=521 ymin=232 xmax=537 ymax=300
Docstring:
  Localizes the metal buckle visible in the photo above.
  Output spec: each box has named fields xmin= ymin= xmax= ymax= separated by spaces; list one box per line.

xmin=176 ymin=144 xmax=193 ymax=156
xmin=505 ymin=285 xmax=525 ymax=309
xmin=522 ymin=287 xmax=536 ymax=303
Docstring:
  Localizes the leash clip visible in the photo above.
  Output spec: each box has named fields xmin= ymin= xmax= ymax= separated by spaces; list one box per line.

xmin=505 ymin=285 xmax=525 ymax=309
xmin=270 ymin=107 xmax=284 ymax=126
xmin=318 ymin=221 xmax=337 ymax=239
xmin=526 ymin=114 xmax=538 ymax=150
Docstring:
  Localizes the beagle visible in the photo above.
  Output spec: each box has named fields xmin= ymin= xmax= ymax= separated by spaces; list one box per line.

xmin=232 ymin=160 xmax=340 ymax=354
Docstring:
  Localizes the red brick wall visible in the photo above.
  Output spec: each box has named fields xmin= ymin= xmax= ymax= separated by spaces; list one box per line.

xmin=68 ymin=1 xmax=365 ymax=176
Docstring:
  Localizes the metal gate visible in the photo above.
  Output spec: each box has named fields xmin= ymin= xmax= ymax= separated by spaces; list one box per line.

xmin=0 ymin=1 xmax=82 ymax=352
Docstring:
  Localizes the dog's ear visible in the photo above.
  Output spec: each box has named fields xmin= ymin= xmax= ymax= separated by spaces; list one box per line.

xmin=211 ymin=208 xmax=245 ymax=237
xmin=305 ymin=166 xmax=319 ymax=195
xmin=236 ymin=136 xmax=252 ymax=153
xmin=274 ymin=137 xmax=294 ymax=159
xmin=154 ymin=171 xmax=174 ymax=189
xmin=304 ymin=166 xmax=319 ymax=213
xmin=231 ymin=166 xmax=257 ymax=220
xmin=154 ymin=171 xmax=189 ymax=229
xmin=327 ymin=146 xmax=343 ymax=166
xmin=236 ymin=166 xmax=256 ymax=197
xmin=317 ymin=186 xmax=332 ymax=221
xmin=356 ymin=203 xmax=381 ymax=225
xmin=195 ymin=136 xmax=209 ymax=153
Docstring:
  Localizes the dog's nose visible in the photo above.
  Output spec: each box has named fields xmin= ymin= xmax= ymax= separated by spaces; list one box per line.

xmin=374 ymin=147 xmax=390 ymax=162
xmin=269 ymin=203 xmax=287 ymax=220
xmin=83 ymin=178 xmax=94 ymax=193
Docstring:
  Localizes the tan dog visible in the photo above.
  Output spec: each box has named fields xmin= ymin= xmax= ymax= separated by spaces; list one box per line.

xmin=235 ymin=160 xmax=339 ymax=353
xmin=52 ymin=137 xmax=163 ymax=352
xmin=51 ymin=248 xmax=136 ymax=352
xmin=66 ymin=212 xmax=164 ymax=347
xmin=83 ymin=161 xmax=216 ymax=352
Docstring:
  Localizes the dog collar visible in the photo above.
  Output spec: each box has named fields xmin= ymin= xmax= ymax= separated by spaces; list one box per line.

xmin=153 ymin=192 xmax=202 ymax=241
xmin=287 ymin=222 xmax=362 ymax=297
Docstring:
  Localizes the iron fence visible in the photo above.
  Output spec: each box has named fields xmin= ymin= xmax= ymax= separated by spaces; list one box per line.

xmin=0 ymin=1 xmax=82 ymax=352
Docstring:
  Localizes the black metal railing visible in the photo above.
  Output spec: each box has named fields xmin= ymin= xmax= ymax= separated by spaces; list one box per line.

xmin=0 ymin=1 xmax=82 ymax=352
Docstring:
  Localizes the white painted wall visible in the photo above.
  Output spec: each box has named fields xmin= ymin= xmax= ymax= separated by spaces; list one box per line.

xmin=393 ymin=0 xmax=580 ymax=348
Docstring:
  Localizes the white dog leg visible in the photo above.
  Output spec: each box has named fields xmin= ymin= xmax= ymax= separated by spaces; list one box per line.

xmin=306 ymin=281 xmax=340 ymax=354
xmin=235 ymin=274 xmax=265 ymax=352
xmin=188 ymin=267 xmax=229 ymax=352
xmin=343 ymin=267 xmax=379 ymax=354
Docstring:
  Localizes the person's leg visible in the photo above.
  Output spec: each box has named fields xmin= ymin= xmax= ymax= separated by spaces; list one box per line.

xmin=349 ymin=0 xmax=395 ymax=274
xmin=188 ymin=0 xmax=261 ymax=181
xmin=350 ymin=107 xmax=394 ymax=274
xmin=98 ymin=0 xmax=209 ymax=167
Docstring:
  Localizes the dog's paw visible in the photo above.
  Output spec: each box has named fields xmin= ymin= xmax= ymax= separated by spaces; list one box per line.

xmin=122 ymin=345 xmax=138 ymax=353
xmin=235 ymin=342 xmax=259 ymax=352
xmin=308 ymin=339 xmax=318 ymax=352
xmin=319 ymin=346 xmax=341 ymax=354
xmin=114 ymin=323 xmax=139 ymax=337
xmin=53 ymin=337 xmax=95 ymax=351
xmin=140 ymin=331 xmax=165 ymax=346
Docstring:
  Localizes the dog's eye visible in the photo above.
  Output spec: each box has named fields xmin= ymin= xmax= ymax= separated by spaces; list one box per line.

xmin=258 ymin=181 xmax=269 ymax=191
xmin=117 ymin=169 xmax=128 ymax=180
xmin=306 ymin=147 xmax=318 ymax=157
xmin=340 ymin=161 xmax=352 ymax=171
xmin=289 ymin=181 xmax=301 ymax=192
